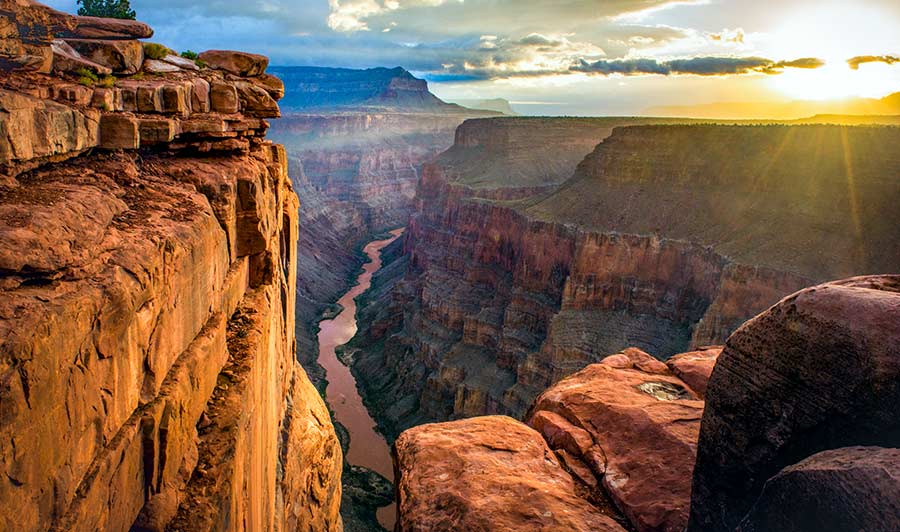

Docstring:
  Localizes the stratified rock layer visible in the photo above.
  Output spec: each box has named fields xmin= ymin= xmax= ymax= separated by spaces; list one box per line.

xmin=349 ymin=119 xmax=900 ymax=441
xmin=689 ymin=275 xmax=900 ymax=532
xmin=394 ymin=416 xmax=627 ymax=532
xmin=0 ymin=3 xmax=341 ymax=531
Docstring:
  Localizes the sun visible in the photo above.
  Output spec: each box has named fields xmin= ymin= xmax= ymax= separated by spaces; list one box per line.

xmin=768 ymin=62 xmax=897 ymax=101
xmin=763 ymin=2 xmax=900 ymax=101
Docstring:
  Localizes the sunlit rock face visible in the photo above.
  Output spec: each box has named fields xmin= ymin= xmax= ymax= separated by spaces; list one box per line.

xmin=348 ymin=118 xmax=900 ymax=441
xmin=0 ymin=3 xmax=341 ymax=531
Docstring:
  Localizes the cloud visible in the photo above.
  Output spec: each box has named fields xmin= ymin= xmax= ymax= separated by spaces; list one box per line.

xmin=573 ymin=55 xmax=826 ymax=76
xmin=707 ymin=28 xmax=745 ymax=44
xmin=847 ymin=55 xmax=900 ymax=70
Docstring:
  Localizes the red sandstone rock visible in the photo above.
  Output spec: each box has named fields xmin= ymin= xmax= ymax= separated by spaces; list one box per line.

xmin=665 ymin=347 xmax=721 ymax=398
xmin=142 ymin=58 xmax=181 ymax=74
xmin=50 ymin=39 xmax=113 ymax=75
xmin=199 ymin=49 xmax=268 ymax=76
xmin=529 ymin=352 xmax=703 ymax=532
xmin=737 ymin=447 xmax=900 ymax=532
xmin=0 ymin=3 xmax=342 ymax=531
xmin=395 ymin=416 xmax=627 ymax=532
xmin=99 ymin=113 xmax=139 ymax=149
xmin=210 ymin=80 xmax=240 ymax=113
xmin=65 ymin=38 xmax=144 ymax=74
xmin=689 ymin=275 xmax=900 ymax=532
xmin=63 ymin=14 xmax=153 ymax=40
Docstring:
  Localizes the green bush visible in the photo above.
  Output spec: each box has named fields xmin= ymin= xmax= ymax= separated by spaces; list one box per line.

xmin=143 ymin=43 xmax=174 ymax=60
xmin=180 ymin=50 xmax=199 ymax=60
xmin=195 ymin=59 xmax=208 ymax=69
xmin=77 ymin=76 xmax=95 ymax=87
xmin=74 ymin=67 xmax=98 ymax=83
xmin=77 ymin=0 xmax=136 ymax=20
xmin=99 ymin=75 xmax=117 ymax=88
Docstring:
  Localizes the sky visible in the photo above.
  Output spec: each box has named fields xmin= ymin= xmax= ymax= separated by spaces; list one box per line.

xmin=44 ymin=0 xmax=900 ymax=115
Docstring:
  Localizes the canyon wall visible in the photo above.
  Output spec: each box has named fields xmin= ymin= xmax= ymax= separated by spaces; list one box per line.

xmin=267 ymin=74 xmax=498 ymax=389
xmin=0 ymin=3 xmax=341 ymax=531
xmin=349 ymin=118 xmax=900 ymax=440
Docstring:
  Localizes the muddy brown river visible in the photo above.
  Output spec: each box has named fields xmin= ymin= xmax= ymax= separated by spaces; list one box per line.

xmin=317 ymin=229 xmax=404 ymax=530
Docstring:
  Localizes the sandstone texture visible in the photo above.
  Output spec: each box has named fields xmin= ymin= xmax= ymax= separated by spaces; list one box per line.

xmin=689 ymin=275 xmax=900 ymax=532
xmin=737 ymin=446 xmax=900 ymax=532
xmin=529 ymin=348 xmax=710 ymax=532
xmin=348 ymin=118 xmax=900 ymax=442
xmin=0 ymin=3 xmax=342 ymax=532
xmin=394 ymin=416 xmax=627 ymax=532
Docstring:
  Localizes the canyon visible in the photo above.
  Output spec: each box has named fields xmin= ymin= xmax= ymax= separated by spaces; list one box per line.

xmin=2 ymin=3 xmax=898 ymax=532
xmin=347 ymin=117 xmax=900 ymax=442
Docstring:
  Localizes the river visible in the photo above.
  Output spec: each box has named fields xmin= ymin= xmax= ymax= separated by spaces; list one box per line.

xmin=316 ymin=228 xmax=404 ymax=530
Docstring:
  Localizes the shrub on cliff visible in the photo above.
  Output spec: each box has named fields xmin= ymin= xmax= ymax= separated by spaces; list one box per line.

xmin=143 ymin=43 xmax=175 ymax=60
xmin=76 ymin=0 xmax=137 ymax=20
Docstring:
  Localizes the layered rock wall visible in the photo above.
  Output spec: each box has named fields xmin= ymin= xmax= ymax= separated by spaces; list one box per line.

xmin=349 ymin=119 xmax=900 ymax=440
xmin=0 ymin=3 xmax=341 ymax=531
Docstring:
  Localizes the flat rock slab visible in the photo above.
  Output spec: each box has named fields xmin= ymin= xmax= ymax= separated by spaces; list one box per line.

xmin=395 ymin=416 xmax=626 ymax=532
xmin=689 ymin=275 xmax=900 ymax=532
xmin=199 ymin=49 xmax=268 ymax=76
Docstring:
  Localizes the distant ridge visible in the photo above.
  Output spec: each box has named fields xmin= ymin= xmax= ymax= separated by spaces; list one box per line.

xmin=269 ymin=66 xmax=495 ymax=114
xmin=645 ymin=92 xmax=900 ymax=120
xmin=450 ymin=98 xmax=518 ymax=115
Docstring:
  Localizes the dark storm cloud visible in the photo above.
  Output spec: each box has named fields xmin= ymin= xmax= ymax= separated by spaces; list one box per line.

xmin=847 ymin=55 xmax=900 ymax=70
xmin=573 ymin=56 xmax=826 ymax=76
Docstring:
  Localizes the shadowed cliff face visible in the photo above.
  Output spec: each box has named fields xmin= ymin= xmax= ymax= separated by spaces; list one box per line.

xmin=347 ymin=118 xmax=900 ymax=441
xmin=0 ymin=2 xmax=342 ymax=531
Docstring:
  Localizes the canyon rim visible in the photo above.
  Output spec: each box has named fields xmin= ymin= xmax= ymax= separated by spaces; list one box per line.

xmin=1 ymin=1 xmax=899 ymax=532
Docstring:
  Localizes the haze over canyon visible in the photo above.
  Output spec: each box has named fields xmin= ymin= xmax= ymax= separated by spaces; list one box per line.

xmin=1 ymin=1 xmax=899 ymax=532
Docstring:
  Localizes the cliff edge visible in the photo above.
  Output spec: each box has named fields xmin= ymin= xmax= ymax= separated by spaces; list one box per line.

xmin=0 ymin=2 xmax=342 ymax=531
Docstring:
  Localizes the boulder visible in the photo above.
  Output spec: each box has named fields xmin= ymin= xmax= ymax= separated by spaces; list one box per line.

xmin=142 ymin=58 xmax=181 ymax=74
xmin=62 ymin=14 xmax=153 ymax=40
xmin=529 ymin=350 xmax=704 ymax=532
xmin=665 ymin=347 xmax=721 ymax=398
xmin=394 ymin=416 xmax=626 ymax=532
xmin=190 ymin=78 xmax=210 ymax=113
xmin=99 ymin=113 xmax=139 ymax=149
xmin=50 ymin=39 xmax=112 ymax=76
xmin=234 ymin=80 xmax=280 ymax=118
xmin=210 ymin=81 xmax=239 ymax=114
xmin=161 ymin=53 xmax=199 ymax=71
xmin=64 ymin=38 xmax=143 ymax=74
xmin=689 ymin=275 xmax=900 ymax=532
xmin=250 ymin=72 xmax=284 ymax=99
xmin=738 ymin=447 xmax=900 ymax=532
xmin=199 ymin=49 xmax=268 ymax=76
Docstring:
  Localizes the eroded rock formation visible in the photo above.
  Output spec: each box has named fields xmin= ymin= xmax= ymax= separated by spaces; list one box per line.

xmin=0 ymin=3 xmax=341 ymax=531
xmin=349 ymin=118 xmax=900 ymax=441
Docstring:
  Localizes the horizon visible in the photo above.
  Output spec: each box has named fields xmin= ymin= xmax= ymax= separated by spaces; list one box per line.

xmin=43 ymin=0 xmax=900 ymax=116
